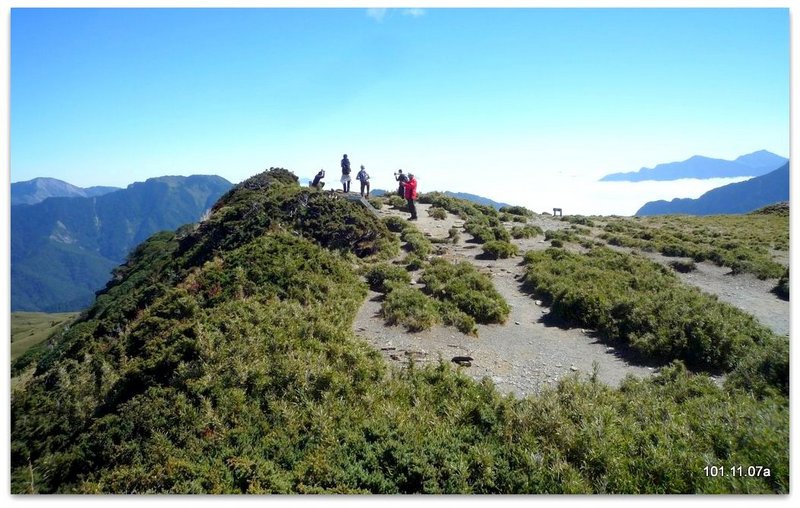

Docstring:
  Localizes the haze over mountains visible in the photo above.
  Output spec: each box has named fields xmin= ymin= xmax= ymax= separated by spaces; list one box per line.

xmin=636 ymin=162 xmax=790 ymax=216
xmin=11 ymin=175 xmax=232 ymax=312
xmin=11 ymin=177 xmax=121 ymax=206
xmin=600 ymin=150 xmax=787 ymax=182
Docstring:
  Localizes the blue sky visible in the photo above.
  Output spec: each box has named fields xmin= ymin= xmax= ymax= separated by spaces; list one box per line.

xmin=10 ymin=7 xmax=789 ymax=214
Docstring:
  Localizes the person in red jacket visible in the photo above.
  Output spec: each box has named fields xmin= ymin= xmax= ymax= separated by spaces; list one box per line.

xmin=403 ymin=173 xmax=418 ymax=220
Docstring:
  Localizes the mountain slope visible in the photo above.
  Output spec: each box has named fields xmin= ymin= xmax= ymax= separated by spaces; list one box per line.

xmin=11 ymin=175 xmax=232 ymax=312
xmin=9 ymin=168 xmax=787 ymax=494
xmin=600 ymin=150 xmax=787 ymax=182
xmin=11 ymin=177 xmax=122 ymax=206
xmin=636 ymin=162 xmax=789 ymax=216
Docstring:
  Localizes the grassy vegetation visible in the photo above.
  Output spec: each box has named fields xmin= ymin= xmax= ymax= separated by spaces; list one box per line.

xmin=400 ymin=228 xmax=433 ymax=258
xmin=498 ymin=205 xmax=534 ymax=218
xmin=598 ymin=213 xmax=788 ymax=279
xmin=544 ymin=228 xmax=586 ymax=245
xmin=420 ymin=258 xmax=510 ymax=327
xmin=11 ymin=312 xmax=78 ymax=362
xmin=447 ymin=227 xmax=461 ymax=243
xmin=773 ymin=268 xmax=789 ymax=301
xmin=560 ymin=215 xmax=596 ymax=227
xmin=371 ymin=221 xmax=510 ymax=336
xmin=511 ymin=225 xmax=543 ymax=239
xmin=364 ymin=263 xmax=412 ymax=293
xmin=418 ymin=192 xmax=497 ymax=222
xmin=427 ymin=207 xmax=447 ymax=220
xmin=522 ymin=247 xmax=787 ymax=396
xmin=9 ymin=172 xmax=789 ymax=494
xmin=482 ymin=240 xmax=520 ymax=259
xmin=387 ymin=195 xmax=406 ymax=209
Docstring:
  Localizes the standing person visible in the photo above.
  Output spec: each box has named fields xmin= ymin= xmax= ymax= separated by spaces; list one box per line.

xmin=394 ymin=169 xmax=408 ymax=197
xmin=340 ymin=154 xmax=351 ymax=192
xmin=356 ymin=165 xmax=371 ymax=197
xmin=403 ymin=173 xmax=418 ymax=221
xmin=311 ymin=169 xmax=325 ymax=189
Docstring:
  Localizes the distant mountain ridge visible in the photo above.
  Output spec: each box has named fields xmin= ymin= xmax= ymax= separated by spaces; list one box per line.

xmin=11 ymin=177 xmax=121 ymax=205
xmin=600 ymin=150 xmax=787 ymax=182
xmin=636 ymin=162 xmax=789 ymax=216
xmin=371 ymin=189 xmax=512 ymax=209
xmin=11 ymin=175 xmax=233 ymax=312
xmin=442 ymin=191 xmax=512 ymax=210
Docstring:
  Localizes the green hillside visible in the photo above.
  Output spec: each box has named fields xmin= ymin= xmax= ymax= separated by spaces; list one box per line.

xmin=11 ymin=168 xmax=788 ymax=494
xmin=11 ymin=175 xmax=232 ymax=312
xmin=11 ymin=312 xmax=79 ymax=362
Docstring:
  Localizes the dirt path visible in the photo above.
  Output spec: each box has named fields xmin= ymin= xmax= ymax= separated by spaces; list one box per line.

xmin=353 ymin=204 xmax=656 ymax=397
xmin=354 ymin=203 xmax=786 ymax=396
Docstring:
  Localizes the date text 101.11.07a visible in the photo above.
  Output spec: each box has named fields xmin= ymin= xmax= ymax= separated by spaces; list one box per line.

xmin=704 ymin=465 xmax=771 ymax=477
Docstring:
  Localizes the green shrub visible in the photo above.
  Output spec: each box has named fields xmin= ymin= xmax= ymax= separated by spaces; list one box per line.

xmin=522 ymin=247 xmax=785 ymax=388
xmin=561 ymin=215 xmax=595 ymax=227
xmin=544 ymin=229 xmax=578 ymax=244
xmin=382 ymin=283 xmax=440 ymax=331
xmin=439 ymin=303 xmax=477 ymax=335
xmin=365 ymin=263 xmax=413 ymax=293
xmin=383 ymin=216 xmax=409 ymax=233
xmin=492 ymin=226 xmax=511 ymax=242
xmin=598 ymin=215 xmax=788 ymax=279
xmin=773 ymin=268 xmax=789 ymax=300
xmin=427 ymin=207 xmax=447 ymax=220
xmin=403 ymin=253 xmax=426 ymax=271
xmin=482 ymin=241 xmax=519 ymax=259
xmin=468 ymin=226 xmax=495 ymax=244
xmin=388 ymin=195 xmax=406 ymax=209
xmin=448 ymin=227 xmax=461 ymax=243
xmin=401 ymin=229 xmax=433 ymax=257
xmin=498 ymin=205 xmax=533 ymax=217
xmin=550 ymin=239 xmax=563 ymax=248
xmin=368 ymin=197 xmax=384 ymax=210
xmin=511 ymin=225 xmax=543 ymax=239
xmin=420 ymin=259 xmax=509 ymax=325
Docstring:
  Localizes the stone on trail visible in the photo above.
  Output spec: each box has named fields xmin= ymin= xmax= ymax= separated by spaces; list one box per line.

xmin=452 ymin=356 xmax=473 ymax=367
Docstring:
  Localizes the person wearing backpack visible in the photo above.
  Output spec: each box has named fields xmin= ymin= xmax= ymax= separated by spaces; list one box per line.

xmin=340 ymin=154 xmax=351 ymax=192
xmin=403 ymin=173 xmax=418 ymax=221
xmin=394 ymin=169 xmax=408 ymax=197
xmin=356 ymin=165 xmax=371 ymax=197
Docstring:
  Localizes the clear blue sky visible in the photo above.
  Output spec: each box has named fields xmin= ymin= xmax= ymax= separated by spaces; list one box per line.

xmin=10 ymin=7 xmax=789 ymax=214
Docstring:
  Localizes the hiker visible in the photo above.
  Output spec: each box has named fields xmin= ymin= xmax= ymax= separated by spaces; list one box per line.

xmin=403 ymin=172 xmax=418 ymax=221
xmin=356 ymin=165 xmax=370 ymax=197
xmin=311 ymin=169 xmax=325 ymax=189
xmin=394 ymin=169 xmax=408 ymax=197
xmin=340 ymin=154 xmax=351 ymax=192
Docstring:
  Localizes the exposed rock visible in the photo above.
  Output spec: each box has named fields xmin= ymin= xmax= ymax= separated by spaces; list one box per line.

xmin=452 ymin=356 xmax=473 ymax=367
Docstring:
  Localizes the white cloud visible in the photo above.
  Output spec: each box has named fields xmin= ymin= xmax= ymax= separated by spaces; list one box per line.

xmin=402 ymin=9 xmax=426 ymax=18
xmin=366 ymin=8 xmax=388 ymax=22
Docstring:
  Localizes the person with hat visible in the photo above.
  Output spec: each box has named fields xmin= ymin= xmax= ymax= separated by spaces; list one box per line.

xmin=403 ymin=173 xmax=418 ymax=220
